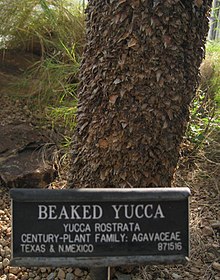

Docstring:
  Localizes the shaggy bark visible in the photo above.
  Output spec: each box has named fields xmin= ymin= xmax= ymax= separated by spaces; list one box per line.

xmin=69 ymin=0 xmax=212 ymax=188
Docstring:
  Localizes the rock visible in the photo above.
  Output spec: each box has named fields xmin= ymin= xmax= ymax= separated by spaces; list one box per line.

xmin=47 ymin=272 xmax=56 ymax=280
xmin=202 ymin=226 xmax=213 ymax=236
xmin=4 ymin=245 xmax=10 ymax=254
xmin=4 ymin=267 xmax=9 ymax=273
xmin=207 ymin=252 xmax=216 ymax=260
xmin=66 ymin=272 xmax=74 ymax=280
xmin=2 ymin=257 xmax=10 ymax=267
xmin=190 ymin=267 xmax=200 ymax=274
xmin=28 ymin=272 xmax=36 ymax=278
xmin=172 ymin=273 xmax=181 ymax=279
xmin=57 ymin=268 xmax=66 ymax=279
xmin=20 ymin=273 xmax=29 ymax=280
xmin=0 ymin=249 xmax=5 ymax=256
xmin=211 ymin=221 xmax=220 ymax=229
xmin=2 ymin=240 xmax=8 ymax=246
xmin=9 ymin=266 xmax=21 ymax=274
xmin=74 ymin=268 xmax=84 ymax=277
xmin=40 ymin=267 xmax=47 ymax=273
xmin=8 ymin=273 xmax=17 ymax=280
xmin=212 ymin=262 xmax=220 ymax=271
xmin=0 ymin=123 xmax=57 ymax=188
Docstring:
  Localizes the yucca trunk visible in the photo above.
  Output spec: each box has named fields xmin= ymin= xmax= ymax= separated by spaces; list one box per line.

xmin=69 ymin=0 xmax=211 ymax=188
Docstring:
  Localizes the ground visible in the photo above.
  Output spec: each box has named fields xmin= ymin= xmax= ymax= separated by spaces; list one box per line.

xmin=0 ymin=52 xmax=219 ymax=280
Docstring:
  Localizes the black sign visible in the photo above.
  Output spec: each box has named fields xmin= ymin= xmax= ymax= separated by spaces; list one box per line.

xmin=10 ymin=188 xmax=190 ymax=267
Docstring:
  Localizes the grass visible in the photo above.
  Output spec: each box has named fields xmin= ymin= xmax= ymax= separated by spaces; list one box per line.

xmin=205 ymin=41 xmax=220 ymax=110
xmin=0 ymin=0 xmax=85 ymax=56
xmin=186 ymin=41 xmax=220 ymax=150
xmin=0 ymin=0 xmax=85 ymax=139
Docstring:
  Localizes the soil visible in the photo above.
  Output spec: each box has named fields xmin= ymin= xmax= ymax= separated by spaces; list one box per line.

xmin=0 ymin=52 xmax=219 ymax=280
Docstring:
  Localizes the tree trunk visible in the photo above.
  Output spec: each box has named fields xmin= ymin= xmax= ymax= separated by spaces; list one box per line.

xmin=208 ymin=0 xmax=220 ymax=41
xmin=69 ymin=0 xmax=212 ymax=189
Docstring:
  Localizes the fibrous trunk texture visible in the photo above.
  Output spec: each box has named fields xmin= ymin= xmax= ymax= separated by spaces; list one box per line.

xmin=69 ymin=0 xmax=212 ymax=188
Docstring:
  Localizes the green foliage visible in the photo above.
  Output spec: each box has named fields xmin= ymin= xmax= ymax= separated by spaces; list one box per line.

xmin=47 ymin=102 xmax=78 ymax=132
xmin=0 ymin=0 xmax=85 ymax=140
xmin=187 ymin=42 xmax=220 ymax=148
xmin=19 ymin=48 xmax=80 ymax=107
xmin=0 ymin=0 xmax=85 ymax=57
xmin=205 ymin=42 xmax=220 ymax=112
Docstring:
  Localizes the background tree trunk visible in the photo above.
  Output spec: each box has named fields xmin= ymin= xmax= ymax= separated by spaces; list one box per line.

xmin=208 ymin=0 xmax=220 ymax=41
xmin=69 ymin=0 xmax=212 ymax=188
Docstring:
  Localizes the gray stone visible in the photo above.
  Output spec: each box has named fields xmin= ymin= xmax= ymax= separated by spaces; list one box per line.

xmin=0 ymin=123 xmax=57 ymax=188
xmin=66 ymin=272 xmax=74 ymax=280
xmin=40 ymin=267 xmax=47 ymax=273
xmin=47 ymin=272 xmax=56 ymax=280
xmin=172 ymin=273 xmax=182 ymax=279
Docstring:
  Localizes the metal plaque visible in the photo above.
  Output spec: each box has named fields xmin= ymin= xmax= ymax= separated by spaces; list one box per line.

xmin=10 ymin=188 xmax=190 ymax=267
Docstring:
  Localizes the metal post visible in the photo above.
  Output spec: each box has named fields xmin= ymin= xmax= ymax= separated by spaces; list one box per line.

xmin=89 ymin=267 xmax=111 ymax=280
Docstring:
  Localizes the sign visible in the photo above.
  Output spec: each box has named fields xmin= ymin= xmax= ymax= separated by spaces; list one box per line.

xmin=10 ymin=188 xmax=190 ymax=267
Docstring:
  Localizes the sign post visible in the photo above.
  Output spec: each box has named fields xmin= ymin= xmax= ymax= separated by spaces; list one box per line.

xmin=10 ymin=188 xmax=190 ymax=276
xmin=89 ymin=267 xmax=110 ymax=280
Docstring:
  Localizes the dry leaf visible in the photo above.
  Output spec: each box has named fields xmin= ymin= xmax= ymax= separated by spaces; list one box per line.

xmin=121 ymin=122 xmax=128 ymax=129
xmin=116 ymin=0 xmax=127 ymax=8
xmin=194 ymin=0 xmax=203 ymax=7
xmin=113 ymin=78 xmax=121 ymax=84
xmin=109 ymin=94 xmax=118 ymax=105
xmin=114 ymin=13 xmax=121 ymax=24
xmin=130 ymin=0 xmax=140 ymax=8
xmin=128 ymin=37 xmax=138 ymax=48
xmin=98 ymin=139 xmax=109 ymax=149
xmin=163 ymin=35 xmax=172 ymax=48
xmin=162 ymin=121 xmax=168 ymax=129
xmin=118 ymin=31 xmax=131 ymax=42
xmin=156 ymin=70 xmax=162 ymax=82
